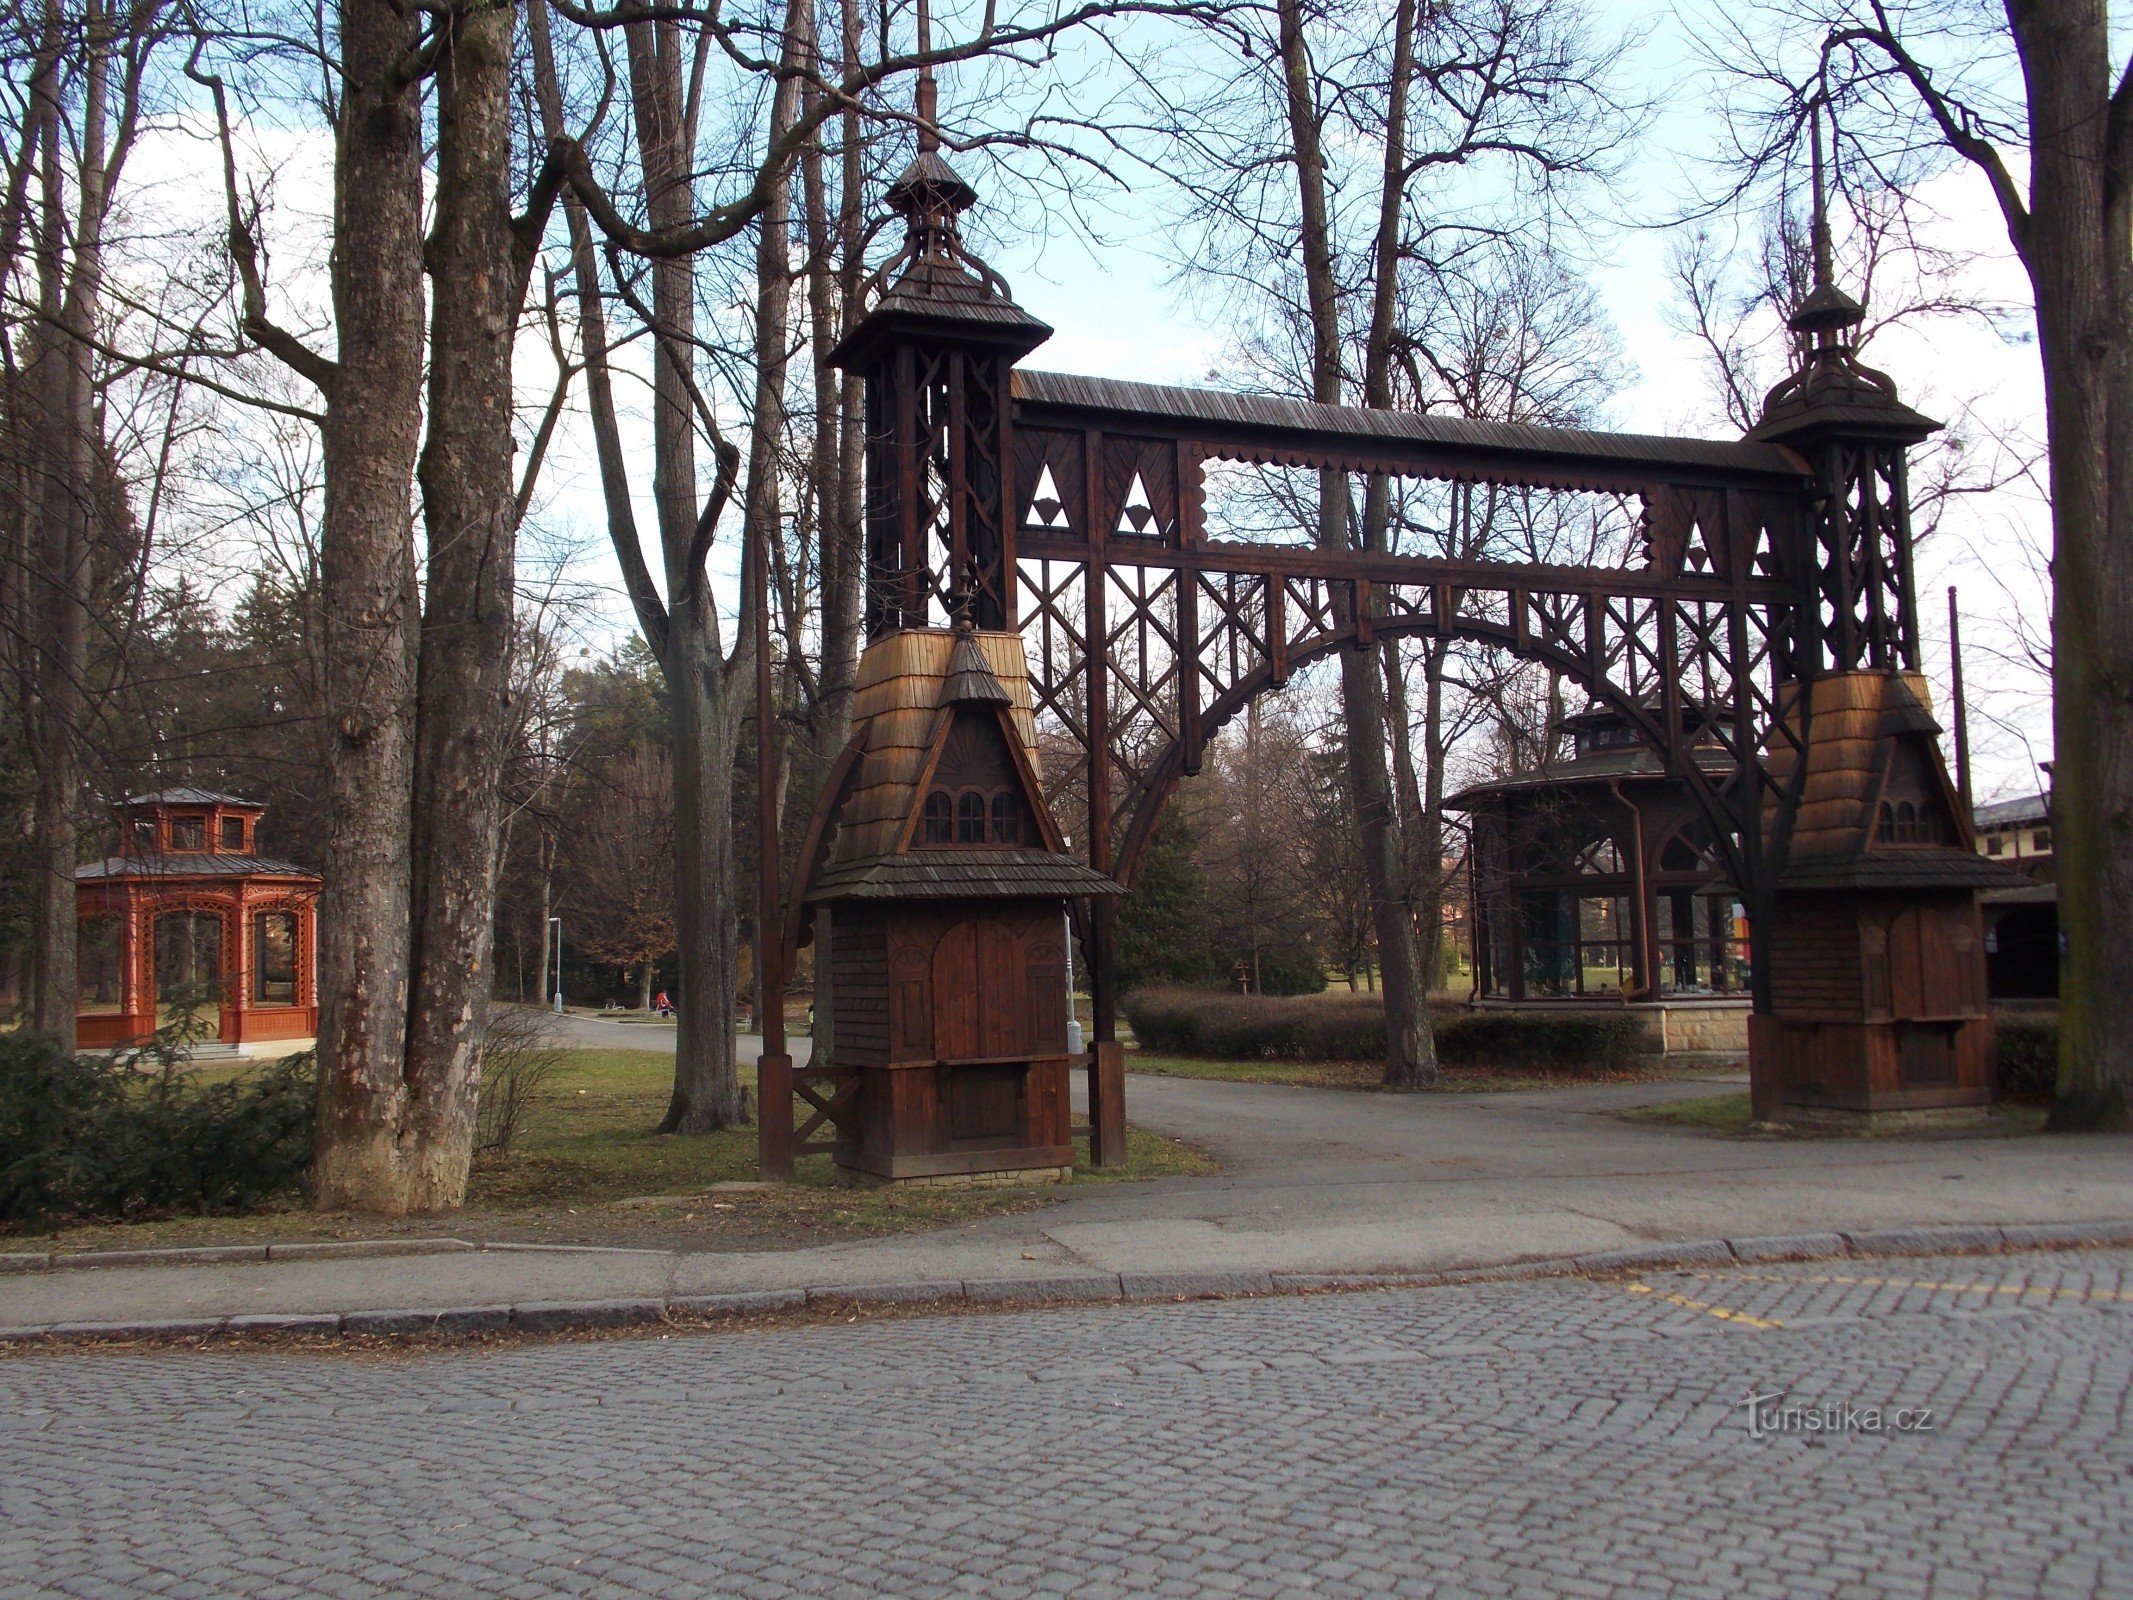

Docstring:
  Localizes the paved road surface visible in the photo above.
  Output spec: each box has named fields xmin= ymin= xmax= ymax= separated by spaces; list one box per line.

xmin=5 ymin=1247 xmax=2129 ymax=1598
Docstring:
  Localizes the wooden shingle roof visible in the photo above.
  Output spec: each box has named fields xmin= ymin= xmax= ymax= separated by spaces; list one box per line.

xmin=1764 ymin=671 xmax=2026 ymax=892
xmin=830 ymin=628 xmax=1043 ymax=865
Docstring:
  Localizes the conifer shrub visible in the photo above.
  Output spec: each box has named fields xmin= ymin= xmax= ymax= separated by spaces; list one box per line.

xmin=0 ymin=1029 xmax=314 ymax=1230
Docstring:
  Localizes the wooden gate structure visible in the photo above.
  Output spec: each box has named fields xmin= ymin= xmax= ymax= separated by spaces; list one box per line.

xmin=758 ymin=123 xmax=2016 ymax=1177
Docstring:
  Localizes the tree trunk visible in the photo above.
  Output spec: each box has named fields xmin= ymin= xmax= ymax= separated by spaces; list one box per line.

xmin=1416 ymin=637 xmax=1451 ymax=994
xmin=23 ymin=1 xmax=118 ymax=1051
xmin=2003 ymin=2 xmax=2133 ymax=1130
xmin=310 ymin=0 xmax=426 ymax=1207
xmin=24 ymin=31 xmax=77 ymax=1047
xmin=1278 ymin=0 xmax=1432 ymax=1088
xmin=723 ymin=0 xmax=806 ymax=1131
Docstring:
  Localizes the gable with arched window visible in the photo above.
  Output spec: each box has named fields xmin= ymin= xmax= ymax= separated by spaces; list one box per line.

xmin=917 ymin=705 xmax=1035 ymax=848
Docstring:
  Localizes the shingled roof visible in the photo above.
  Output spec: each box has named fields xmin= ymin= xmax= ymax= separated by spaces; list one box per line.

xmin=808 ymin=849 xmax=1122 ymax=902
xmin=77 ymin=853 xmax=317 ymax=882
xmin=828 ymin=628 xmax=1044 ymax=866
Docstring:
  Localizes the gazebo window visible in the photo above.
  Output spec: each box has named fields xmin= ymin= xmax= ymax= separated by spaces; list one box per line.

xmin=1650 ymin=820 xmax=1745 ymax=994
xmin=990 ymin=791 xmax=1023 ymax=845
xmin=956 ymin=792 xmax=986 ymax=844
xmin=221 ymin=817 xmax=246 ymax=851
xmin=79 ymin=916 xmax=123 ymax=1015
xmin=923 ymin=790 xmax=954 ymax=844
xmin=255 ymin=912 xmax=298 ymax=1005
xmin=1517 ymin=889 xmax=1632 ymax=998
xmin=169 ymin=815 xmax=206 ymax=851
xmin=154 ymin=910 xmax=223 ymax=1018
xmin=1655 ymin=891 xmax=1748 ymax=994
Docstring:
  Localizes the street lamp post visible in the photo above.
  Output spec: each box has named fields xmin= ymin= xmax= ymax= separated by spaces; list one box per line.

xmin=550 ymin=915 xmax=564 ymax=1014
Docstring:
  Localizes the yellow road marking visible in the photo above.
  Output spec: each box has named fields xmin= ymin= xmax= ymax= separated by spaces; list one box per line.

xmin=1622 ymin=1281 xmax=1784 ymax=1329
xmin=1686 ymin=1272 xmax=2133 ymax=1304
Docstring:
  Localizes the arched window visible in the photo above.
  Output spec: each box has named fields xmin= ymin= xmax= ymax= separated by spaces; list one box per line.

xmin=1878 ymin=802 xmax=1896 ymax=844
xmin=924 ymin=790 xmax=954 ymax=845
xmin=956 ymin=792 xmax=986 ymax=844
xmin=1897 ymin=801 xmax=1918 ymax=842
xmin=991 ymin=791 xmax=1022 ymax=845
xmin=1658 ymin=819 xmax=1719 ymax=876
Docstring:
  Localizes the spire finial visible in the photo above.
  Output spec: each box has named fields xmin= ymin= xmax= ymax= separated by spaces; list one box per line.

xmin=915 ymin=0 xmax=938 ymax=154
xmin=1787 ymin=94 xmax=1863 ymax=344
xmin=1809 ymin=98 xmax=1835 ymax=293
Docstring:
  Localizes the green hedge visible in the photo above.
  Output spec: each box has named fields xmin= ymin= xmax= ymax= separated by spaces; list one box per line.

xmin=1995 ymin=1015 xmax=2057 ymax=1098
xmin=0 ymin=1031 xmax=315 ymax=1230
xmin=1121 ymin=988 xmax=1650 ymax=1074
xmin=1123 ymin=988 xmax=1387 ymax=1060
xmin=1434 ymin=1010 xmax=1649 ymax=1073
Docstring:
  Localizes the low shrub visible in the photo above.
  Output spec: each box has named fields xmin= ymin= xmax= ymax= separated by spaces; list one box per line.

xmin=477 ymin=1007 xmax=568 ymax=1157
xmin=1123 ymin=988 xmax=1387 ymax=1060
xmin=1433 ymin=1010 xmax=1647 ymax=1073
xmin=0 ymin=1030 xmax=315 ymax=1231
xmin=1122 ymin=987 xmax=1650 ymax=1074
xmin=1995 ymin=1014 xmax=2058 ymax=1099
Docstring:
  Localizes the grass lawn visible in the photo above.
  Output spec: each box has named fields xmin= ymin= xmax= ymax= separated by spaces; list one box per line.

xmin=1126 ymin=1049 xmax=1684 ymax=1093
xmin=1619 ymin=1091 xmax=2051 ymax=1138
xmin=25 ymin=1047 xmax=1213 ymax=1256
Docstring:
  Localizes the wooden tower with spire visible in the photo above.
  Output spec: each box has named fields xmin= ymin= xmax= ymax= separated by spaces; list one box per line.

xmin=770 ymin=60 xmax=1123 ymax=1182
xmin=1745 ymin=107 xmax=2027 ymax=1122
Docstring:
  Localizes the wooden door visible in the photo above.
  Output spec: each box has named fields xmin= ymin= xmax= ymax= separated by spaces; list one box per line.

xmin=931 ymin=918 xmax=981 ymax=1061
xmin=931 ymin=915 xmax=1030 ymax=1062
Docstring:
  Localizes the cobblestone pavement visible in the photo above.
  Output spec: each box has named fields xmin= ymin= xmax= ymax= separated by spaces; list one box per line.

xmin=4 ymin=1248 xmax=2130 ymax=1600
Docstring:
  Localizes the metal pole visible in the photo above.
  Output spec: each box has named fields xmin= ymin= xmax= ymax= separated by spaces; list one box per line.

xmin=550 ymin=916 xmax=563 ymax=1014
xmin=1948 ymin=585 xmax=1973 ymax=823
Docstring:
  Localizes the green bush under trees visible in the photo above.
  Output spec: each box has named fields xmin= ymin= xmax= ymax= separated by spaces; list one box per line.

xmin=0 ymin=1029 xmax=315 ymax=1230
xmin=1122 ymin=988 xmax=1649 ymax=1073
xmin=1995 ymin=1014 xmax=2058 ymax=1098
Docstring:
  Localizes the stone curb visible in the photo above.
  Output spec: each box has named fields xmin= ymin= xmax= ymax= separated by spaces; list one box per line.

xmin=1 ymin=1239 xmax=482 ymax=1274
xmin=5 ymin=1218 xmax=2131 ymax=1347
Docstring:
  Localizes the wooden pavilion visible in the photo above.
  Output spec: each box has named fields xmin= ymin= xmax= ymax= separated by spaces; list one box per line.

xmin=1449 ymin=705 xmax=1751 ymax=1028
xmin=75 ymin=789 xmax=320 ymax=1053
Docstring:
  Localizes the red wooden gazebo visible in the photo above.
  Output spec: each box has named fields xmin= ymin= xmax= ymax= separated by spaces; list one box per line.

xmin=75 ymin=789 xmax=320 ymax=1052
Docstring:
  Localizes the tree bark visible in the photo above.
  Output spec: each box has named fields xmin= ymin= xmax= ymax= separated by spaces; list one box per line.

xmin=389 ymin=0 xmax=525 ymax=1209
xmin=23 ymin=0 xmax=80 ymax=1048
xmin=2000 ymin=2 xmax=2133 ymax=1130
xmin=803 ymin=26 xmax=860 ymax=760
xmin=308 ymin=0 xmax=426 ymax=1207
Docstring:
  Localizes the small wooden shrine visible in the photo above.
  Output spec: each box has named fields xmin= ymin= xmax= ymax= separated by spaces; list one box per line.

xmin=804 ymin=625 xmax=1122 ymax=1184
xmin=1751 ymin=673 xmax=2023 ymax=1120
xmin=1450 ymin=706 xmax=1746 ymax=1005
xmin=75 ymin=789 xmax=320 ymax=1052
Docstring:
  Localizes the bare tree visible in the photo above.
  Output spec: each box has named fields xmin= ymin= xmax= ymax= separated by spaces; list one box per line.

xmin=1141 ymin=0 xmax=1629 ymax=1085
xmin=569 ymin=742 xmax=678 ymax=1011
xmin=3 ymin=1 xmax=173 ymax=1048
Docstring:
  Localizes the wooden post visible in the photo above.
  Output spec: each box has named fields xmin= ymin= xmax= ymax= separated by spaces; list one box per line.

xmin=758 ymin=1051 xmax=795 ymax=1181
xmin=1089 ymin=1038 xmax=1127 ymax=1168
xmin=754 ymin=417 xmax=791 ymax=1179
